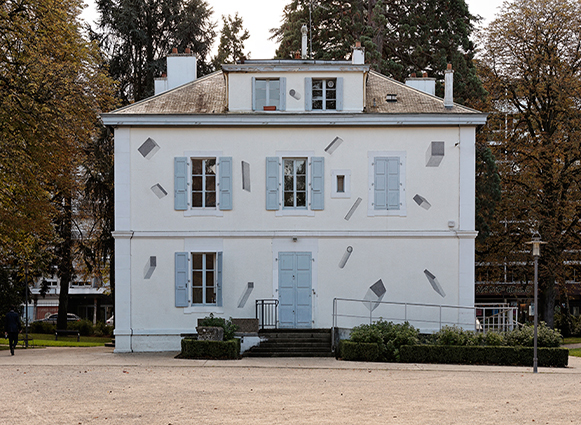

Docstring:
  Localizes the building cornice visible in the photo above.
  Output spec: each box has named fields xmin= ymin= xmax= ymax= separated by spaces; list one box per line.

xmin=101 ymin=112 xmax=487 ymax=127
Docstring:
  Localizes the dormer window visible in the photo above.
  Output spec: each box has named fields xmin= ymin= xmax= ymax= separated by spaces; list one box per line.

xmin=305 ymin=77 xmax=343 ymax=111
xmin=312 ymin=79 xmax=337 ymax=110
xmin=252 ymin=77 xmax=286 ymax=111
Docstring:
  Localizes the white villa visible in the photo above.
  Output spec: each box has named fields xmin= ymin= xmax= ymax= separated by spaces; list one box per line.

xmin=101 ymin=44 xmax=487 ymax=352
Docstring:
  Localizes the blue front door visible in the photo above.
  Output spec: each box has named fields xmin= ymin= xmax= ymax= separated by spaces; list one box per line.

xmin=278 ymin=252 xmax=312 ymax=328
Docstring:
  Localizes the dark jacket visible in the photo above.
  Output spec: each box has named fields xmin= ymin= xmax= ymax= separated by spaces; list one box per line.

xmin=5 ymin=310 xmax=21 ymax=333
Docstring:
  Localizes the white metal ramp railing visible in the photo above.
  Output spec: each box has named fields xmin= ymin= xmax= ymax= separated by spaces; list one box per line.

xmin=331 ymin=298 xmax=520 ymax=350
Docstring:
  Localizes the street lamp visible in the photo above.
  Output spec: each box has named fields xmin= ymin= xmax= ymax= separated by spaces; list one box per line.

xmin=526 ymin=233 xmax=545 ymax=373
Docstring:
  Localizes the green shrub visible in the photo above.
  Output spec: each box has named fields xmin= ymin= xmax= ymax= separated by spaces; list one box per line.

xmin=399 ymin=345 xmax=569 ymax=367
xmin=180 ymin=338 xmax=240 ymax=359
xmin=340 ymin=341 xmax=381 ymax=362
xmin=198 ymin=314 xmax=238 ymax=340
xmin=504 ymin=323 xmax=562 ymax=348
xmin=29 ymin=321 xmax=55 ymax=334
xmin=435 ymin=325 xmax=469 ymax=346
xmin=349 ymin=320 xmax=419 ymax=361
xmin=94 ymin=321 xmax=113 ymax=337
xmin=68 ymin=319 xmax=94 ymax=336
xmin=484 ymin=331 xmax=504 ymax=346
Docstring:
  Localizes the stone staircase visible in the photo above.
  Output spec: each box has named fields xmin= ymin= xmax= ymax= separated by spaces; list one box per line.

xmin=244 ymin=328 xmax=333 ymax=357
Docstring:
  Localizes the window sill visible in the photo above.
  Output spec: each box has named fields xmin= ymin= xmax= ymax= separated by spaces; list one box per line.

xmin=367 ymin=209 xmax=407 ymax=217
xmin=183 ymin=306 xmax=224 ymax=314
xmin=184 ymin=209 xmax=224 ymax=217
xmin=276 ymin=209 xmax=315 ymax=217
xmin=331 ymin=193 xmax=350 ymax=199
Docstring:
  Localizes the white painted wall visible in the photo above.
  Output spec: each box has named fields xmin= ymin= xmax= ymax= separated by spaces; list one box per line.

xmin=114 ymin=122 xmax=477 ymax=352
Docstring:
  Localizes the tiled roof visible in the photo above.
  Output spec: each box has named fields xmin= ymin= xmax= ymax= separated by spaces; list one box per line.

xmin=109 ymin=69 xmax=479 ymax=115
xmin=365 ymin=70 xmax=479 ymax=114
xmin=110 ymin=71 xmax=227 ymax=115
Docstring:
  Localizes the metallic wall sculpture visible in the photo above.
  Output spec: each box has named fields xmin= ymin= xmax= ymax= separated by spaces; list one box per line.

xmin=325 ymin=136 xmax=344 ymax=154
xmin=344 ymin=197 xmax=362 ymax=220
xmin=426 ymin=141 xmax=445 ymax=167
xmin=242 ymin=161 xmax=251 ymax=192
xmin=413 ymin=194 xmax=432 ymax=210
xmin=339 ymin=246 xmax=353 ymax=268
xmin=138 ymin=137 xmax=160 ymax=159
xmin=289 ymin=89 xmax=301 ymax=100
xmin=237 ymin=282 xmax=254 ymax=308
xmin=144 ymin=256 xmax=156 ymax=279
xmin=151 ymin=184 xmax=168 ymax=199
xmin=363 ymin=279 xmax=387 ymax=311
xmin=424 ymin=269 xmax=446 ymax=297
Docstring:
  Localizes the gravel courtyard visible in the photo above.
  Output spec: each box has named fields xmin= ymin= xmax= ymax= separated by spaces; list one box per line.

xmin=1 ymin=347 xmax=580 ymax=424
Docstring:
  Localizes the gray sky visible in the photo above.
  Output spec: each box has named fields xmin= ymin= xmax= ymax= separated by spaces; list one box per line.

xmin=81 ymin=0 xmax=507 ymax=59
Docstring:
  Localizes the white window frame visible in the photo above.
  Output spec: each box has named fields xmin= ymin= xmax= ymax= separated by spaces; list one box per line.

xmin=255 ymin=78 xmax=280 ymax=110
xmin=184 ymin=150 xmax=223 ymax=217
xmin=276 ymin=150 xmax=315 ymax=216
xmin=331 ymin=169 xmax=351 ymax=198
xmin=367 ymin=151 xmax=407 ymax=217
xmin=283 ymin=158 xmax=308 ymax=210
xmin=183 ymin=239 xmax=224 ymax=314
xmin=312 ymin=78 xmax=337 ymax=111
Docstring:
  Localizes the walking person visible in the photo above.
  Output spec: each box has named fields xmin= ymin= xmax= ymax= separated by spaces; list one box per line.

xmin=5 ymin=306 xmax=21 ymax=355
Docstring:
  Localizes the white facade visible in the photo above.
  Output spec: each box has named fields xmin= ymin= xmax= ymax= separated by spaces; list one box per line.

xmin=103 ymin=58 xmax=486 ymax=352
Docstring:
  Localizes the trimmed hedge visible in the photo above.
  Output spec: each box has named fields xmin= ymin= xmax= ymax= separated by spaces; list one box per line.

xmin=180 ymin=338 xmax=240 ymax=360
xmin=340 ymin=341 xmax=382 ymax=362
xmin=398 ymin=345 xmax=569 ymax=367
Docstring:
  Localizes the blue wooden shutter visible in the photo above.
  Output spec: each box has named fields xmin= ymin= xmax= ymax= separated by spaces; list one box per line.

xmin=374 ymin=157 xmax=387 ymax=210
xmin=387 ymin=157 xmax=400 ymax=210
xmin=252 ymin=77 xmax=256 ymax=111
xmin=310 ymin=157 xmax=324 ymax=210
xmin=336 ymin=77 xmax=344 ymax=111
xmin=174 ymin=157 xmax=188 ymax=211
xmin=279 ymin=77 xmax=287 ymax=111
xmin=266 ymin=157 xmax=280 ymax=210
xmin=305 ymin=77 xmax=312 ymax=111
xmin=175 ymin=252 xmax=189 ymax=307
xmin=216 ymin=252 xmax=223 ymax=307
xmin=219 ymin=157 xmax=232 ymax=210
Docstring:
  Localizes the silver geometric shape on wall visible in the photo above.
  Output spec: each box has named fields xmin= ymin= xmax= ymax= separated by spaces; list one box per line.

xmin=237 ymin=282 xmax=254 ymax=308
xmin=138 ymin=137 xmax=160 ymax=159
xmin=424 ymin=269 xmax=446 ymax=297
xmin=289 ymin=89 xmax=301 ymax=100
xmin=325 ymin=136 xmax=344 ymax=154
xmin=144 ymin=256 xmax=156 ymax=279
xmin=363 ymin=279 xmax=386 ymax=311
xmin=413 ymin=194 xmax=432 ymax=210
xmin=338 ymin=246 xmax=353 ymax=268
xmin=242 ymin=161 xmax=251 ymax=192
xmin=151 ymin=183 xmax=168 ymax=199
xmin=426 ymin=141 xmax=445 ymax=167
xmin=344 ymin=197 xmax=362 ymax=220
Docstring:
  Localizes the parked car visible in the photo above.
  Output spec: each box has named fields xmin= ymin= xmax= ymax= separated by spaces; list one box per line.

xmin=106 ymin=315 xmax=114 ymax=326
xmin=35 ymin=313 xmax=81 ymax=324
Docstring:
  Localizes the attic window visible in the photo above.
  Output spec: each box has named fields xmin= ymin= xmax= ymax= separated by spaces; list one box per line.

xmin=386 ymin=94 xmax=397 ymax=102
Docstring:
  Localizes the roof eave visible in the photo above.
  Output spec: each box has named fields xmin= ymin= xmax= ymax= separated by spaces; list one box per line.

xmin=101 ymin=112 xmax=488 ymax=127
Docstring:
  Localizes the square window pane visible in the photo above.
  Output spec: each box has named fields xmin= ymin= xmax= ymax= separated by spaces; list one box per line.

xmin=206 ymin=175 xmax=215 ymax=191
xmin=312 ymin=89 xmax=323 ymax=98
xmin=284 ymin=176 xmax=294 ymax=191
xmin=193 ymin=271 xmax=203 ymax=287
xmin=191 ymin=159 xmax=202 ymax=175
xmin=205 ymin=192 xmax=216 ymax=207
xmin=205 ymin=159 xmax=216 ymax=175
xmin=326 ymin=89 xmax=336 ymax=99
xmin=312 ymin=100 xmax=323 ymax=110
xmin=296 ymin=192 xmax=306 ymax=207
xmin=206 ymin=288 xmax=216 ymax=304
xmin=192 ymin=176 xmax=203 ymax=191
xmin=192 ymin=254 xmax=202 ymax=269
xmin=193 ymin=288 xmax=203 ymax=304
xmin=326 ymin=79 xmax=336 ymax=89
xmin=284 ymin=192 xmax=294 ymax=207
xmin=206 ymin=271 xmax=214 ymax=287
xmin=295 ymin=160 xmax=306 ymax=175
xmin=326 ymin=100 xmax=336 ymax=110
xmin=312 ymin=80 xmax=323 ymax=90
xmin=192 ymin=192 xmax=203 ymax=207
xmin=296 ymin=176 xmax=306 ymax=190
xmin=205 ymin=254 xmax=214 ymax=270
xmin=284 ymin=160 xmax=293 ymax=175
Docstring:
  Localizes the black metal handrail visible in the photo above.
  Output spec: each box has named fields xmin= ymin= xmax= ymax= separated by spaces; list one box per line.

xmin=256 ymin=299 xmax=278 ymax=330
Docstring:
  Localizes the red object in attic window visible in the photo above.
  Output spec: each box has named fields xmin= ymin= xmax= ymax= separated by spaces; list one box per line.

xmin=263 ymin=106 xmax=277 ymax=111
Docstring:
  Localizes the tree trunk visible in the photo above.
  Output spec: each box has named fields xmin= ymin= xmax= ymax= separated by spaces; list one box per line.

xmin=57 ymin=194 xmax=73 ymax=330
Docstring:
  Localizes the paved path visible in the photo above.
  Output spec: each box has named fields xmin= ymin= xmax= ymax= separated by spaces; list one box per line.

xmin=1 ymin=347 xmax=580 ymax=424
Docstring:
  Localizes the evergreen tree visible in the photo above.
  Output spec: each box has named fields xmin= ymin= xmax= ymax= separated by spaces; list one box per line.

xmin=213 ymin=13 xmax=250 ymax=68
xmin=96 ymin=0 xmax=216 ymax=103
